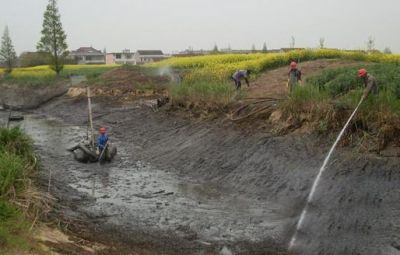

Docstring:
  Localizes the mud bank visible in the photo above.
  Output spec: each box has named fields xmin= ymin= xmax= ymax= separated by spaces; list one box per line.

xmin=3 ymin=95 xmax=400 ymax=255
xmin=0 ymin=81 xmax=69 ymax=110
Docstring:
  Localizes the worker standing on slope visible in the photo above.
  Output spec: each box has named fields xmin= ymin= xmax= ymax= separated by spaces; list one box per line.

xmin=358 ymin=68 xmax=378 ymax=98
xmin=232 ymin=70 xmax=251 ymax=90
xmin=96 ymin=127 xmax=109 ymax=157
xmin=287 ymin=61 xmax=302 ymax=92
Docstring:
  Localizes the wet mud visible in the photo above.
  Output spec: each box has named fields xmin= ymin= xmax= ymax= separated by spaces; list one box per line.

xmin=1 ymin=94 xmax=400 ymax=255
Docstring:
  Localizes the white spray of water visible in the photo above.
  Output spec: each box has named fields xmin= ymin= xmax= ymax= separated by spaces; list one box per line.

xmin=288 ymin=96 xmax=365 ymax=251
xmin=157 ymin=66 xmax=180 ymax=83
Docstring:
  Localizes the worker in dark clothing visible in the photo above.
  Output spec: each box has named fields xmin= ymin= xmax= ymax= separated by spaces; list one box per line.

xmin=287 ymin=61 xmax=302 ymax=92
xmin=358 ymin=68 xmax=378 ymax=98
xmin=232 ymin=70 xmax=251 ymax=90
xmin=96 ymin=127 xmax=109 ymax=156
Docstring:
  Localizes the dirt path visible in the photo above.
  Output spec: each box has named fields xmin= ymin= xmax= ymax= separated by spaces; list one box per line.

xmin=246 ymin=59 xmax=364 ymax=99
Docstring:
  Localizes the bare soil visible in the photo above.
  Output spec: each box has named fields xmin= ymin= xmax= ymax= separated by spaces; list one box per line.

xmin=246 ymin=59 xmax=364 ymax=99
xmin=228 ymin=59 xmax=367 ymax=128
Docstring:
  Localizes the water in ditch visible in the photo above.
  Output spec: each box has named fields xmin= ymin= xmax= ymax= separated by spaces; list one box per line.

xmin=2 ymin=113 xmax=286 ymax=253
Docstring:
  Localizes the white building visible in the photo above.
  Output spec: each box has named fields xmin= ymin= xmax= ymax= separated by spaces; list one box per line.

xmin=106 ymin=49 xmax=135 ymax=65
xmin=133 ymin=50 xmax=166 ymax=65
xmin=105 ymin=50 xmax=166 ymax=65
xmin=69 ymin=47 xmax=105 ymax=64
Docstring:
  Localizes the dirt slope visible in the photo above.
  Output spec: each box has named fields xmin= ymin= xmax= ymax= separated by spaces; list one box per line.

xmin=246 ymin=59 xmax=364 ymax=99
xmin=12 ymin=91 xmax=399 ymax=255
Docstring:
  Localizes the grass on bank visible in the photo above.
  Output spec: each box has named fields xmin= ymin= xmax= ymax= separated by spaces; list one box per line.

xmin=280 ymin=63 xmax=400 ymax=146
xmin=170 ymin=81 xmax=240 ymax=111
xmin=0 ymin=127 xmax=49 ymax=254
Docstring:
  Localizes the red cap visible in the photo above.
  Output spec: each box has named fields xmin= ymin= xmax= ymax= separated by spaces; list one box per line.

xmin=358 ymin=68 xmax=367 ymax=78
xmin=290 ymin=61 xmax=297 ymax=69
xmin=99 ymin=127 xmax=107 ymax=134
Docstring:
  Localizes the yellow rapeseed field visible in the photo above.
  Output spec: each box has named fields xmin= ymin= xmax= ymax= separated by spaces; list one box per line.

xmin=149 ymin=49 xmax=400 ymax=82
xmin=0 ymin=64 xmax=119 ymax=78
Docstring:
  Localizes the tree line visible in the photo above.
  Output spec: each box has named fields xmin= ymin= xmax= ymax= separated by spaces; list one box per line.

xmin=0 ymin=0 xmax=67 ymax=74
xmin=0 ymin=0 xmax=395 ymax=74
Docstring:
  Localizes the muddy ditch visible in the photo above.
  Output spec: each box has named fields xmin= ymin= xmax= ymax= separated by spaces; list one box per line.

xmin=1 ymin=94 xmax=400 ymax=255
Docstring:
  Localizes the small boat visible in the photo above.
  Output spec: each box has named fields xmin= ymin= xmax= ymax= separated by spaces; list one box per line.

xmin=68 ymin=87 xmax=117 ymax=163
xmin=70 ymin=141 xmax=117 ymax=163
xmin=8 ymin=115 xmax=24 ymax=121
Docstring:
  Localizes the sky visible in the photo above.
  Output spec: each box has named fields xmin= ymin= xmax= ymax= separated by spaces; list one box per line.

xmin=0 ymin=0 xmax=399 ymax=54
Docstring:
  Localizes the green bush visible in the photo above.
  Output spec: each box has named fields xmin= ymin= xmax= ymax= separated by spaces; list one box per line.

xmin=281 ymin=63 xmax=400 ymax=135
xmin=305 ymin=68 xmax=363 ymax=96
xmin=0 ymin=153 xmax=26 ymax=196
xmin=0 ymin=127 xmax=34 ymax=162
xmin=0 ymin=128 xmax=36 ymax=201
xmin=0 ymin=200 xmax=16 ymax=221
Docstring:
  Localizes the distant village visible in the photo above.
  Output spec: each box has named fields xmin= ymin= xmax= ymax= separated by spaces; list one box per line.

xmin=17 ymin=46 xmax=307 ymax=67
xmin=67 ymin=46 xmax=305 ymax=65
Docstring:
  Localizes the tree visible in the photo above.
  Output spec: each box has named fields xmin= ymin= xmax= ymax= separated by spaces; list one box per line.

xmin=383 ymin=47 xmax=392 ymax=54
xmin=212 ymin=43 xmax=219 ymax=53
xmin=251 ymin=44 xmax=256 ymax=53
xmin=19 ymin=51 xmax=52 ymax=67
xmin=366 ymin=36 xmax=375 ymax=51
xmin=290 ymin=36 xmax=295 ymax=48
xmin=186 ymin=46 xmax=194 ymax=53
xmin=262 ymin=42 xmax=267 ymax=53
xmin=0 ymin=26 xmax=17 ymax=73
xmin=227 ymin=43 xmax=231 ymax=52
xmin=319 ymin=37 xmax=325 ymax=49
xmin=37 ymin=0 xmax=68 ymax=75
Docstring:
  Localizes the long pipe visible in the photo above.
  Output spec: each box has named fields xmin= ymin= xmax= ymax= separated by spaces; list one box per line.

xmin=288 ymin=95 xmax=365 ymax=251
xmin=87 ymin=87 xmax=95 ymax=149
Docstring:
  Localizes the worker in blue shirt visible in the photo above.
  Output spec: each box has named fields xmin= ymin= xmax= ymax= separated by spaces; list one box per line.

xmin=96 ymin=127 xmax=109 ymax=156
xmin=232 ymin=70 xmax=251 ymax=90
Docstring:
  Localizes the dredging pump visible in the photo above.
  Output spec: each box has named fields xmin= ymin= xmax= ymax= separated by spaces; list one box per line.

xmin=68 ymin=87 xmax=117 ymax=163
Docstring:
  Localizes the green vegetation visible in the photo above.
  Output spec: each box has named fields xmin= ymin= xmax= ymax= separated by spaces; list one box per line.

xmin=149 ymin=49 xmax=400 ymax=111
xmin=280 ymin=63 xmax=400 ymax=146
xmin=170 ymin=81 xmax=238 ymax=111
xmin=0 ymin=26 xmax=17 ymax=74
xmin=0 ymin=127 xmax=45 ymax=253
xmin=37 ymin=0 xmax=68 ymax=75
xmin=150 ymin=49 xmax=400 ymax=82
xmin=0 ymin=200 xmax=31 ymax=251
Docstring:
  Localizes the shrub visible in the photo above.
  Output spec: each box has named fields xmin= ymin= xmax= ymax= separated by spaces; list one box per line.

xmin=0 ymin=152 xmax=26 ymax=196
xmin=0 ymin=127 xmax=34 ymax=162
